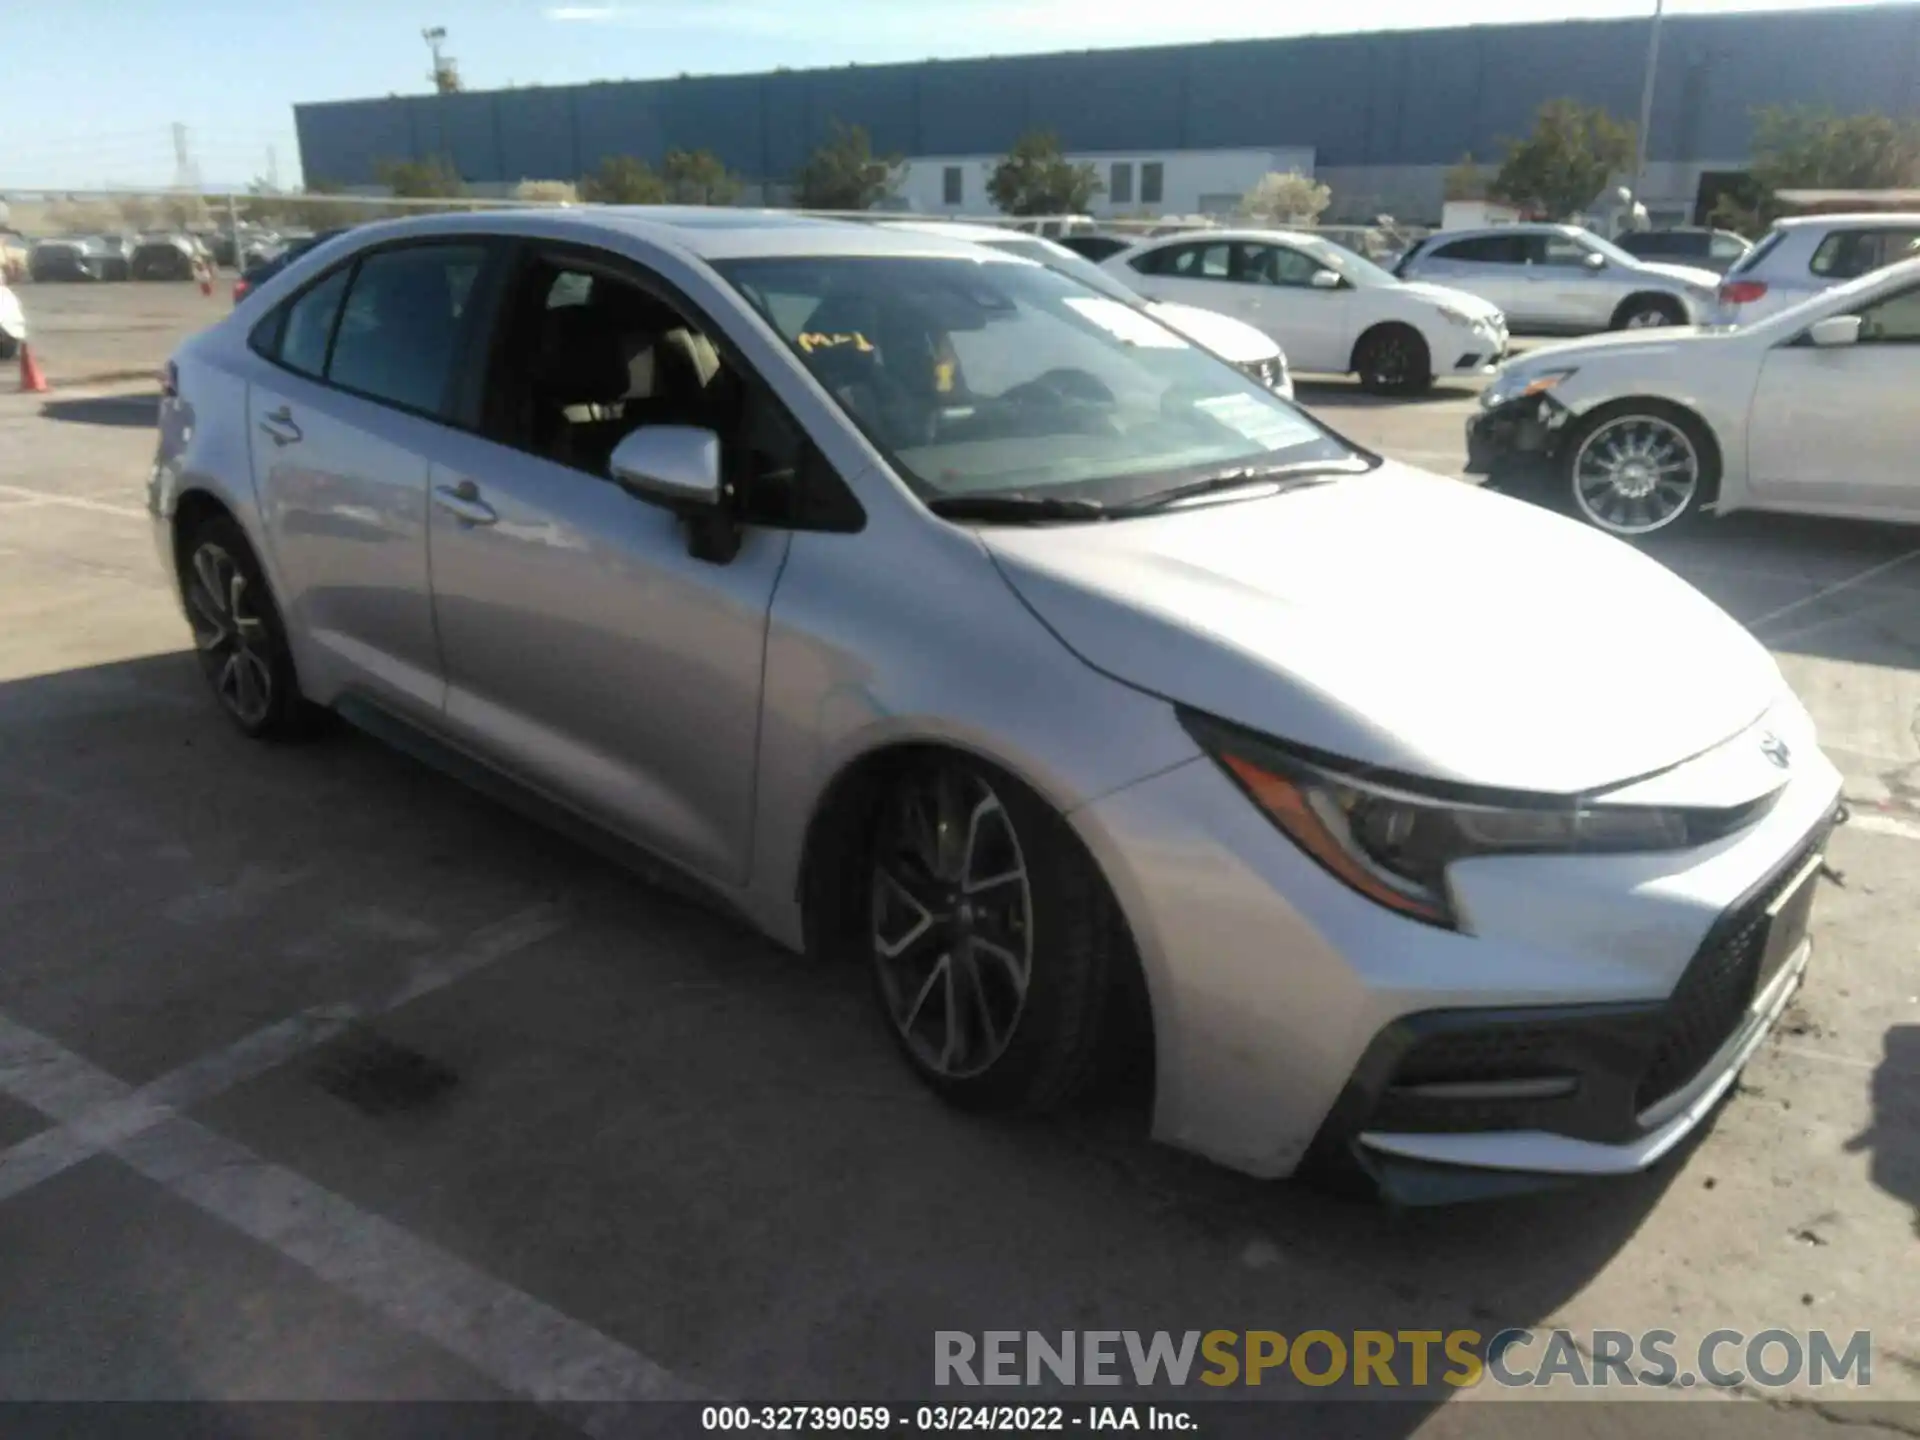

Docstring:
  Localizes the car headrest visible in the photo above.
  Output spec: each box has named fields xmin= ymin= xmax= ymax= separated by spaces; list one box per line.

xmin=534 ymin=306 xmax=633 ymax=406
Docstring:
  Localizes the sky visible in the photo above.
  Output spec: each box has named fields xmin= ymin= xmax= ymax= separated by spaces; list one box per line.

xmin=1 ymin=0 xmax=1903 ymax=190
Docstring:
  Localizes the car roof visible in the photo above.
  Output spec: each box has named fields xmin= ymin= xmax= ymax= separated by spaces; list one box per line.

xmin=1773 ymin=211 xmax=1920 ymax=230
xmin=1422 ymin=223 xmax=1580 ymax=241
xmin=1126 ymin=227 xmax=1330 ymax=246
xmin=321 ymin=206 xmax=1019 ymax=264
xmin=877 ymin=219 xmax=1024 ymax=244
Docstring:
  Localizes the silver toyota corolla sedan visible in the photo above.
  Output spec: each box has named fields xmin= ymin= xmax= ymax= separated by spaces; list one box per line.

xmin=151 ymin=208 xmax=1843 ymax=1202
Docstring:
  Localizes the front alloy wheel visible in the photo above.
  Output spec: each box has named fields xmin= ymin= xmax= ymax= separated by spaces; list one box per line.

xmin=863 ymin=757 xmax=1128 ymax=1111
xmin=1568 ymin=412 xmax=1701 ymax=536
xmin=871 ymin=767 xmax=1033 ymax=1080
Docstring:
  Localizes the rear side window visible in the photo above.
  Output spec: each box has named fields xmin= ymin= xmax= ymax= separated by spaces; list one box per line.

xmin=276 ymin=267 xmax=350 ymax=379
xmin=1726 ymin=227 xmax=1787 ymax=277
xmin=326 ymin=245 xmax=487 ymax=418
xmin=1810 ymin=227 xmax=1920 ymax=281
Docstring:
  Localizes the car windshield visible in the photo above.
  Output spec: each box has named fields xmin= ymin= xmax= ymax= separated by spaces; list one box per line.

xmin=1294 ymin=236 xmax=1400 ymax=289
xmin=976 ymin=235 xmax=1144 ymax=303
xmin=716 ymin=254 xmax=1354 ymax=503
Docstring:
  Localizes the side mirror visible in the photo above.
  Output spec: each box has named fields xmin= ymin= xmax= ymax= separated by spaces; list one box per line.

xmin=610 ymin=425 xmax=723 ymax=511
xmin=609 ymin=424 xmax=740 ymax=564
xmin=1582 ymin=252 xmax=1607 ymax=271
xmin=1310 ymin=268 xmax=1342 ymax=290
xmin=1808 ymin=314 xmax=1862 ymax=348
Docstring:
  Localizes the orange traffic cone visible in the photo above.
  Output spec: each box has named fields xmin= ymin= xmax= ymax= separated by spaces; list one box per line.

xmin=18 ymin=343 xmax=49 ymax=394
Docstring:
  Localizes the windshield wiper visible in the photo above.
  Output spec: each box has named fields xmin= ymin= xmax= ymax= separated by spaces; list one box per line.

xmin=1110 ymin=460 xmax=1370 ymax=516
xmin=925 ymin=493 xmax=1109 ymax=523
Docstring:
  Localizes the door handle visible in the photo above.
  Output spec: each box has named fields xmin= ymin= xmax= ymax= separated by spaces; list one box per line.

xmin=258 ymin=406 xmax=302 ymax=447
xmin=433 ymin=480 xmax=498 ymax=527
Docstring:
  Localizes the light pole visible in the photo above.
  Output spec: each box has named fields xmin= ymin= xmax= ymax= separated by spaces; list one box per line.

xmin=1630 ymin=0 xmax=1666 ymax=222
xmin=423 ymin=26 xmax=450 ymax=92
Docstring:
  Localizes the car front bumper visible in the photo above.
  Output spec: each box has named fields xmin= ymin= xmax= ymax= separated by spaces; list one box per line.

xmin=1463 ymin=391 xmax=1572 ymax=474
xmin=1072 ymin=697 xmax=1843 ymax=1199
xmin=1448 ymin=320 xmax=1510 ymax=375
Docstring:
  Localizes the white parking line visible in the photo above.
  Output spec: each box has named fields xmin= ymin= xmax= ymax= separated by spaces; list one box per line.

xmin=1746 ymin=547 xmax=1920 ymax=631
xmin=1850 ymin=810 xmax=1920 ymax=844
xmin=0 ymin=906 xmax=708 ymax=1414
xmin=0 ymin=1014 xmax=701 ymax=1413
xmin=0 ymin=905 xmax=564 ymax=1203
xmin=0 ymin=482 xmax=147 ymax=520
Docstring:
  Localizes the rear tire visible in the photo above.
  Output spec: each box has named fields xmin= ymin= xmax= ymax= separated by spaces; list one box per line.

xmin=178 ymin=515 xmax=326 ymax=740
xmin=1353 ymin=324 xmax=1432 ymax=396
xmin=1611 ymin=294 xmax=1686 ymax=331
xmin=864 ymin=755 xmax=1127 ymax=1113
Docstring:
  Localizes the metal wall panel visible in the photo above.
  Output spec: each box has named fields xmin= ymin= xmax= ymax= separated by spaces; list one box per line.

xmin=297 ymin=6 xmax=1920 ymax=188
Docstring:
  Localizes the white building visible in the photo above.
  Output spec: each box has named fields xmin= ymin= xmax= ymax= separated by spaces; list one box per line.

xmin=893 ymin=147 xmax=1316 ymax=220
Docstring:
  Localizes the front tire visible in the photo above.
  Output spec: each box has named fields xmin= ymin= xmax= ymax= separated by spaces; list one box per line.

xmin=1561 ymin=402 xmax=1715 ymax=537
xmin=1353 ymin=324 xmax=1432 ymax=396
xmin=866 ymin=757 xmax=1123 ymax=1112
xmin=179 ymin=516 xmax=322 ymax=739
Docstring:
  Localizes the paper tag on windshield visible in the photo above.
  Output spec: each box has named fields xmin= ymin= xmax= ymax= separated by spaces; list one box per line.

xmin=1194 ymin=393 xmax=1300 ymax=448
xmin=1063 ymin=297 xmax=1186 ymax=348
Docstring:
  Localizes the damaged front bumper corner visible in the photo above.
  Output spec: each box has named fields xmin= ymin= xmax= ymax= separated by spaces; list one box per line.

xmin=1463 ymin=391 xmax=1572 ymax=476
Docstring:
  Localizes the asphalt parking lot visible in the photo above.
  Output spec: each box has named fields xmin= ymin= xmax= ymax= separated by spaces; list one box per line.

xmin=1 ymin=286 xmax=1917 ymax=1434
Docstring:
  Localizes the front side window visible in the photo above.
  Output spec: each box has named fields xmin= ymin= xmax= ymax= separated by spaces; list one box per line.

xmin=716 ymin=255 xmax=1353 ymax=503
xmin=326 ymin=244 xmax=487 ymax=418
xmin=1855 ymin=284 xmax=1920 ymax=343
xmin=1542 ymin=234 xmax=1596 ymax=268
xmin=1432 ymin=235 xmax=1525 ymax=265
xmin=1811 ymin=227 xmax=1920 ymax=281
xmin=1238 ymin=243 xmax=1323 ymax=287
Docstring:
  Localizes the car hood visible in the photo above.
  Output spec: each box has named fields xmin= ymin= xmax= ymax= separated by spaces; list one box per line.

xmin=1632 ymin=260 xmax=1722 ymax=291
xmin=1395 ymin=280 xmax=1505 ymax=321
xmin=981 ymin=463 xmax=1781 ymax=795
xmin=1146 ymin=301 xmax=1280 ymax=364
xmin=1503 ymin=325 xmax=1715 ymax=367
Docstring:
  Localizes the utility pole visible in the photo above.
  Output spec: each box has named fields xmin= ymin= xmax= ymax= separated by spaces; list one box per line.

xmin=423 ymin=26 xmax=460 ymax=93
xmin=1630 ymin=0 xmax=1666 ymax=219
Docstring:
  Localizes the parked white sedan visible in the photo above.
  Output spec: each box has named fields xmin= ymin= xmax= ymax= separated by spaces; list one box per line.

xmin=1106 ymin=228 xmax=1508 ymax=395
xmin=1468 ymin=256 xmax=1920 ymax=535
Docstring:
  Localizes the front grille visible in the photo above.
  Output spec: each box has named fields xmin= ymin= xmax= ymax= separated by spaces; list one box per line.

xmin=1633 ymin=824 xmax=1830 ymax=1113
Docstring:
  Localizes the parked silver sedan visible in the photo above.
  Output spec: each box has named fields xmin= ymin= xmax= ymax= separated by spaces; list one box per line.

xmin=1397 ymin=223 xmax=1721 ymax=333
xmin=151 ymin=208 xmax=1842 ymax=1200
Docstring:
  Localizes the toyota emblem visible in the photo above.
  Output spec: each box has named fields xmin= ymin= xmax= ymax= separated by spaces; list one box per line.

xmin=1760 ymin=732 xmax=1792 ymax=769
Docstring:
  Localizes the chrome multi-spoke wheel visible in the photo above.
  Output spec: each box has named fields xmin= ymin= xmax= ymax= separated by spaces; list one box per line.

xmin=1569 ymin=413 xmax=1701 ymax=536
xmin=186 ymin=541 xmax=276 ymax=727
xmin=870 ymin=766 xmax=1033 ymax=1080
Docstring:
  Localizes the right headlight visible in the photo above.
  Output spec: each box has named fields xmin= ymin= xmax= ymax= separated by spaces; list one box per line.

xmin=1479 ymin=366 xmax=1578 ymax=411
xmin=1183 ymin=712 xmax=1749 ymax=929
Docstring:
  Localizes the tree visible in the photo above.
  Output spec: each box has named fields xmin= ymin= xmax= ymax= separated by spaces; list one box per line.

xmin=1709 ymin=106 xmax=1920 ymax=234
xmin=1443 ymin=152 xmax=1492 ymax=203
xmin=1239 ymin=171 xmax=1331 ymax=226
xmin=987 ymin=131 xmax=1103 ymax=216
xmin=1490 ymin=100 xmax=1634 ymax=221
xmin=376 ymin=154 xmax=466 ymax=199
xmin=793 ymin=121 xmax=902 ymax=211
xmin=578 ymin=156 xmax=668 ymax=204
xmin=660 ymin=149 xmax=740 ymax=206
xmin=513 ymin=179 xmax=579 ymax=205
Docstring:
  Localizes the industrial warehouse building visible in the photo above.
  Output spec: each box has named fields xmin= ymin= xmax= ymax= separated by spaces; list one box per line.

xmin=295 ymin=3 xmax=1920 ymax=225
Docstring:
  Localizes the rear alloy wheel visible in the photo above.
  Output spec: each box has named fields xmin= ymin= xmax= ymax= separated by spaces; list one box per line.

xmin=1613 ymin=295 xmax=1685 ymax=331
xmin=181 ymin=517 xmax=319 ymax=738
xmin=867 ymin=757 xmax=1121 ymax=1110
xmin=1565 ymin=408 xmax=1708 ymax=537
xmin=1354 ymin=325 xmax=1432 ymax=396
